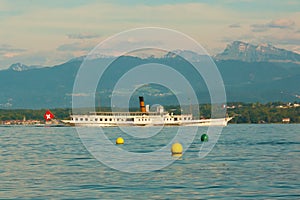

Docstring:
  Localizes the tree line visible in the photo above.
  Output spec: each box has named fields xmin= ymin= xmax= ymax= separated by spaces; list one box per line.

xmin=0 ymin=102 xmax=299 ymax=124
xmin=0 ymin=108 xmax=70 ymax=121
xmin=226 ymin=102 xmax=300 ymax=123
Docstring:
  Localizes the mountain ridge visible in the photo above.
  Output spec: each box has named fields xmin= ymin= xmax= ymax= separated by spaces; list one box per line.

xmin=215 ymin=41 xmax=300 ymax=63
xmin=1 ymin=41 xmax=299 ymax=109
xmin=3 ymin=41 xmax=300 ymax=72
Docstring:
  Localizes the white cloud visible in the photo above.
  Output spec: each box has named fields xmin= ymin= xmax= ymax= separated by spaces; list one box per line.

xmin=0 ymin=2 xmax=237 ymax=67
xmin=3 ymin=52 xmax=20 ymax=58
xmin=251 ymin=18 xmax=296 ymax=32
xmin=269 ymin=19 xmax=295 ymax=28
xmin=57 ymin=42 xmax=93 ymax=52
xmin=229 ymin=23 xmax=241 ymax=28
xmin=0 ymin=44 xmax=26 ymax=53
xmin=0 ymin=1 xmax=299 ymax=69
xmin=67 ymin=33 xmax=101 ymax=39
xmin=0 ymin=44 xmax=27 ymax=62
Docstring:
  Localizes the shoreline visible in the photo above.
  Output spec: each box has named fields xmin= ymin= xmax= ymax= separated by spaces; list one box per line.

xmin=1 ymin=123 xmax=299 ymax=127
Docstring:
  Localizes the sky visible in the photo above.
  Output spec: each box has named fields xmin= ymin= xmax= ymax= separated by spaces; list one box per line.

xmin=0 ymin=0 xmax=299 ymax=69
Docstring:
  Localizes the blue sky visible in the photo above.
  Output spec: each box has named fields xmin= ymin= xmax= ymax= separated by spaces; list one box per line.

xmin=0 ymin=0 xmax=299 ymax=69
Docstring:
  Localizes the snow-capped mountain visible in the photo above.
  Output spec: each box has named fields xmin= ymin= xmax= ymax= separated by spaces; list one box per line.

xmin=215 ymin=41 xmax=300 ymax=62
xmin=8 ymin=63 xmax=38 ymax=71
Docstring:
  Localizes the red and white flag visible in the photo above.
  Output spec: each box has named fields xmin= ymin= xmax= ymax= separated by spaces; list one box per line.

xmin=44 ymin=110 xmax=54 ymax=121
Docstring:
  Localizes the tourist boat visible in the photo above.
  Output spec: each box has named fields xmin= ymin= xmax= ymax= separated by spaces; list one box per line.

xmin=62 ymin=97 xmax=232 ymax=127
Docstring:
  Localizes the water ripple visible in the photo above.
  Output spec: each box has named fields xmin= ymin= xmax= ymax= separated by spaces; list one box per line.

xmin=0 ymin=125 xmax=299 ymax=199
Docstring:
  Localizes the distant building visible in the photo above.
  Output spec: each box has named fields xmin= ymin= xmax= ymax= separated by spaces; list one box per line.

xmin=282 ymin=118 xmax=290 ymax=123
xmin=226 ymin=105 xmax=236 ymax=109
xmin=277 ymin=103 xmax=300 ymax=109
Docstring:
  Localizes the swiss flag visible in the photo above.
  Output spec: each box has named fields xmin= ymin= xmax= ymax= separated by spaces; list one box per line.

xmin=44 ymin=110 xmax=54 ymax=121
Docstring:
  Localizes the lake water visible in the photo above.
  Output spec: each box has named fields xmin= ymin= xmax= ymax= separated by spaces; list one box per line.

xmin=0 ymin=124 xmax=299 ymax=199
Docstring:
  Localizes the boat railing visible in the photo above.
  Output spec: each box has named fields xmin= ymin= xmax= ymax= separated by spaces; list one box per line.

xmin=86 ymin=111 xmax=169 ymax=116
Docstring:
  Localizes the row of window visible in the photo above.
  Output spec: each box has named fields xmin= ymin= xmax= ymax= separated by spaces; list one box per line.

xmin=72 ymin=117 xmax=126 ymax=122
xmin=138 ymin=117 xmax=191 ymax=122
xmin=137 ymin=118 xmax=150 ymax=122
xmin=71 ymin=116 xmax=192 ymax=122
xmin=174 ymin=117 xmax=191 ymax=121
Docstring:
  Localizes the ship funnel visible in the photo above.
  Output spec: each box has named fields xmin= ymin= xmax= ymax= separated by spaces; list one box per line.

xmin=139 ymin=96 xmax=146 ymax=112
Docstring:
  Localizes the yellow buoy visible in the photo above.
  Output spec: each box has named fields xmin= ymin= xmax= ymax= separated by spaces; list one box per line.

xmin=116 ymin=137 xmax=124 ymax=145
xmin=171 ymin=142 xmax=183 ymax=155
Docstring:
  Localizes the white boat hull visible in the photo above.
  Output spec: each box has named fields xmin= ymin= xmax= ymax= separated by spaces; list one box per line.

xmin=62 ymin=115 xmax=232 ymax=127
